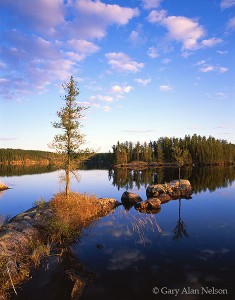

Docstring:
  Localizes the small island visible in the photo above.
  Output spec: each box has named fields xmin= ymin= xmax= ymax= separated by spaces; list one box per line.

xmin=0 ymin=182 xmax=8 ymax=191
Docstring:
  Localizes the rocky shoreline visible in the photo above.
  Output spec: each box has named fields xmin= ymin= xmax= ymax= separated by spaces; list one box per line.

xmin=0 ymin=197 xmax=119 ymax=299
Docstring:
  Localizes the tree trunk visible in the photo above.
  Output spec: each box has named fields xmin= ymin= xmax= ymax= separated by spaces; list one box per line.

xmin=65 ymin=156 xmax=71 ymax=198
xmin=178 ymin=166 xmax=181 ymax=187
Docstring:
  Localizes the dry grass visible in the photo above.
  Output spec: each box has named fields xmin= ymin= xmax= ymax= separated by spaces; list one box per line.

xmin=48 ymin=192 xmax=102 ymax=244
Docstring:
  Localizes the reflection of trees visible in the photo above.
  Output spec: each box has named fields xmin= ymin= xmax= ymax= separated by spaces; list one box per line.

xmin=110 ymin=168 xmax=190 ymax=190
xmin=190 ymin=166 xmax=235 ymax=193
xmin=109 ymin=166 xmax=235 ymax=192
xmin=172 ymin=199 xmax=189 ymax=240
xmin=0 ymin=164 xmax=57 ymax=177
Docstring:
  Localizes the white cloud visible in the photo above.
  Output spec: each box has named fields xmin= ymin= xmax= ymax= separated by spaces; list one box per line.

xmin=0 ymin=29 xmax=78 ymax=99
xmin=200 ymin=66 xmax=215 ymax=73
xmin=193 ymin=60 xmax=206 ymax=66
xmin=103 ymin=105 xmax=112 ymax=112
xmin=67 ymin=39 xmax=99 ymax=54
xmin=194 ymin=61 xmax=228 ymax=74
xmin=159 ymin=85 xmax=173 ymax=91
xmin=199 ymin=65 xmax=228 ymax=73
xmin=129 ymin=31 xmax=139 ymax=43
xmin=147 ymin=47 xmax=159 ymax=58
xmin=134 ymin=78 xmax=152 ymax=86
xmin=141 ymin=0 xmax=162 ymax=10
xmin=90 ymin=95 xmax=113 ymax=102
xmin=1 ymin=0 xmax=139 ymax=40
xmin=0 ymin=1 xmax=139 ymax=99
xmin=0 ymin=0 xmax=65 ymax=33
xmin=129 ymin=24 xmax=146 ymax=46
xmin=0 ymin=78 xmax=8 ymax=83
xmin=201 ymin=38 xmax=223 ymax=47
xmin=162 ymin=58 xmax=171 ymax=64
xmin=207 ymin=93 xmax=229 ymax=100
xmin=227 ymin=17 xmax=235 ymax=30
xmin=163 ymin=16 xmax=205 ymax=50
xmin=148 ymin=10 xmax=167 ymax=23
xmin=110 ymin=85 xmax=133 ymax=93
xmin=71 ymin=0 xmax=139 ymax=39
xmin=65 ymin=39 xmax=99 ymax=61
xmin=219 ymin=67 xmax=228 ymax=73
xmin=221 ymin=0 xmax=235 ymax=9
xmin=107 ymin=249 xmax=145 ymax=270
xmin=181 ymin=51 xmax=193 ymax=58
xmin=77 ymin=101 xmax=100 ymax=108
xmin=148 ymin=10 xmax=223 ymax=51
xmin=105 ymin=52 xmax=144 ymax=73
xmin=0 ymin=137 xmax=18 ymax=141
xmin=216 ymin=50 xmax=228 ymax=55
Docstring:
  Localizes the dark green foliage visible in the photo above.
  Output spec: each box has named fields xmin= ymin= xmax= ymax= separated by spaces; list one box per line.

xmin=0 ymin=148 xmax=55 ymax=164
xmin=172 ymin=146 xmax=190 ymax=183
xmin=85 ymin=153 xmax=114 ymax=168
xmin=112 ymin=134 xmax=235 ymax=166
xmin=50 ymin=76 xmax=87 ymax=156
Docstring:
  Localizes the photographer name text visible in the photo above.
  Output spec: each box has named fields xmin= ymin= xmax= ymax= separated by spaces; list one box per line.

xmin=152 ymin=286 xmax=228 ymax=296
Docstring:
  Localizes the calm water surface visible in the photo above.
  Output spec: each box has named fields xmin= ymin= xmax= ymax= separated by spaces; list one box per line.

xmin=1 ymin=166 xmax=235 ymax=299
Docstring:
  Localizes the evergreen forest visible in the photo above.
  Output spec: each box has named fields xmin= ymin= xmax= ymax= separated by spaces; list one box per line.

xmin=112 ymin=134 xmax=235 ymax=166
xmin=0 ymin=148 xmax=55 ymax=164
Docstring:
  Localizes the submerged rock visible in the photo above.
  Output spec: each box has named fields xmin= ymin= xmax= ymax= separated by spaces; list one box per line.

xmin=121 ymin=191 xmax=142 ymax=205
xmin=135 ymin=198 xmax=161 ymax=210
xmin=97 ymin=198 xmax=119 ymax=215
xmin=135 ymin=198 xmax=161 ymax=214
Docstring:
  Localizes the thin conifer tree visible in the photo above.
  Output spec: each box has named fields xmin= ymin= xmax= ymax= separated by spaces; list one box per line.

xmin=50 ymin=76 xmax=91 ymax=196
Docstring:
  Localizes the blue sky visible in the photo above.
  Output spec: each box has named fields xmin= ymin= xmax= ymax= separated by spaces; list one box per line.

xmin=0 ymin=0 xmax=235 ymax=152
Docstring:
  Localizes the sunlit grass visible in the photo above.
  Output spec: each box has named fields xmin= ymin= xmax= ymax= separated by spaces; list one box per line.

xmin=48 ymin=192 xmax=107 ymax=244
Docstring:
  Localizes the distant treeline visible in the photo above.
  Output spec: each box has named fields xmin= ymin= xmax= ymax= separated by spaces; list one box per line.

xmin=0 ymin=148 xmax=113 ymax=168
xmin=85 ymin=153 xmax=113 ymax=168
xmin=0 ymin=148 xmax=56 ymax=165
xmin=112 ymin=134 xmax=235 ymax=166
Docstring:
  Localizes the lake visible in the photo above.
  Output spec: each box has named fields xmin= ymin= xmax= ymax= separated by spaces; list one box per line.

xmin=1 ymin=165 xmax=235 ymax=299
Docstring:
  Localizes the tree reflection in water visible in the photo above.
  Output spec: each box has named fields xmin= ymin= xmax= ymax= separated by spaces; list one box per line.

xmin=109 ymin=166 xmax=235 ymax=193
xmin=109 ymin=166 xmax=235 ymax=243
xmin=172 ymin=199 xmax=189 ymax=240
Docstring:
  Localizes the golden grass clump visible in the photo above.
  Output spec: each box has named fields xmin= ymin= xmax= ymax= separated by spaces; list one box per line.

xmin=49 ymin=192 xmax=101 ymax=244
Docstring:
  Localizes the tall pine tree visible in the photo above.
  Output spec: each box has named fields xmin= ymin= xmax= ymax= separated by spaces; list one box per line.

xmin=50 ymin=76 xmax=91 ymax=196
